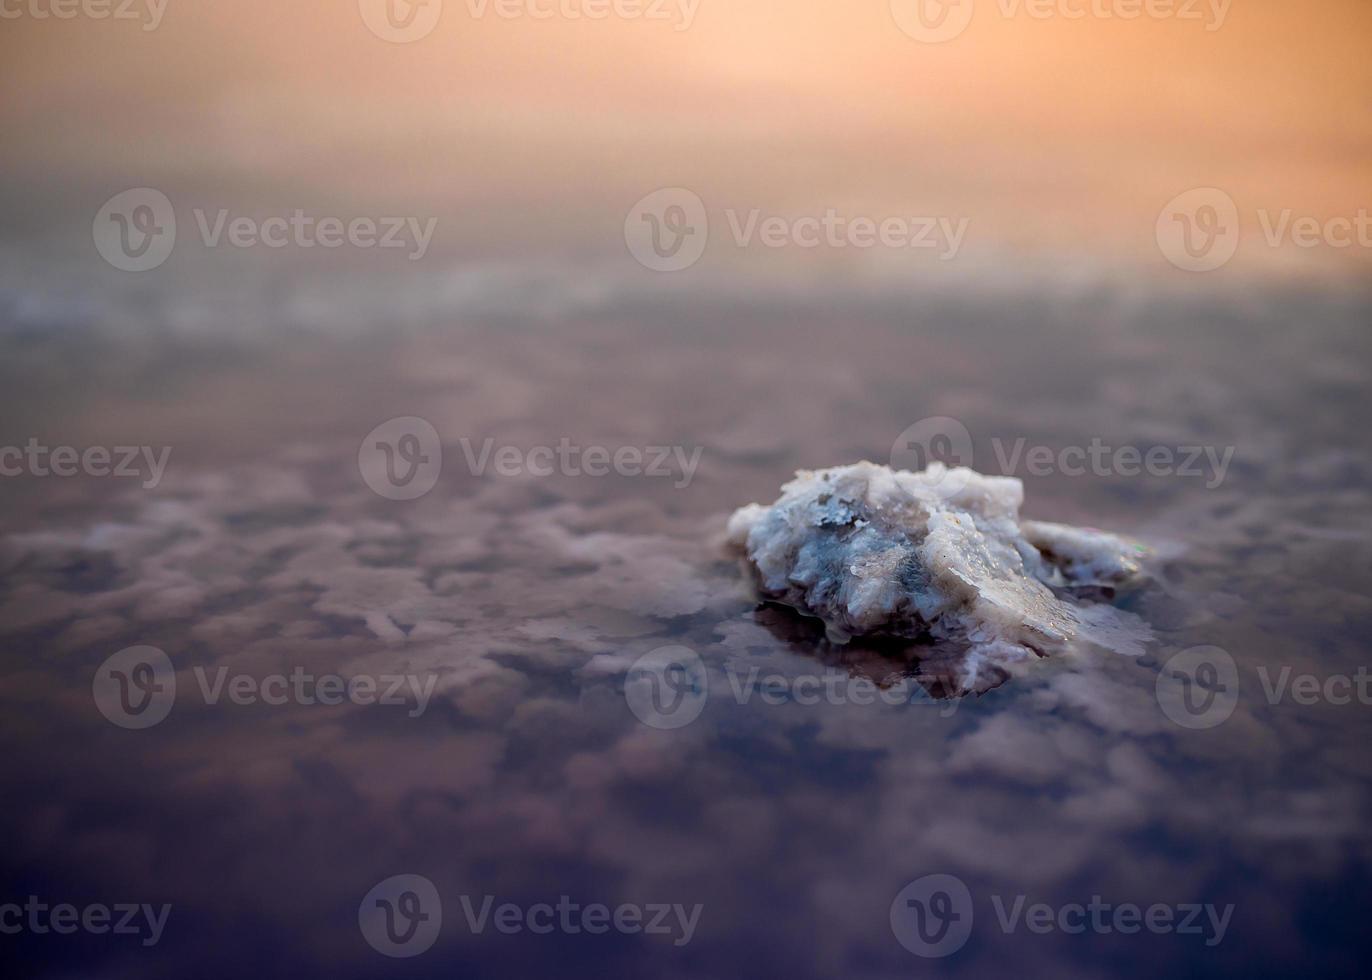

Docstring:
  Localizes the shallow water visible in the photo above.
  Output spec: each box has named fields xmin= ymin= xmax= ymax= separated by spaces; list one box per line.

xmin=2 ymin=278 xmax=1370 ymax=978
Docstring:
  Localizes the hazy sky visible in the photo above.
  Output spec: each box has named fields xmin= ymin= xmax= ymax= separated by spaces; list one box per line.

xmin=2 ymin=0 xmax=1369 ymax=274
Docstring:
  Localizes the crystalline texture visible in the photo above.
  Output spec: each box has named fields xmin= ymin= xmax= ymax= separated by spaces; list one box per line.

xmin=727 ymin=462 xmax=1146 ymax=691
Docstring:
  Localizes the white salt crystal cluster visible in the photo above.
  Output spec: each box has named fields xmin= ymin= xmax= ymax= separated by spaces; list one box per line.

xmin=727 ymin=462 xmax=1148 ymax=691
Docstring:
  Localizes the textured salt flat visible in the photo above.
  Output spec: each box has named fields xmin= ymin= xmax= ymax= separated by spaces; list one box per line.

xmin=728 ymin=462 xmax=1149 ymax=692
xmin=1 ymin=280 xmax=1370 ymax=979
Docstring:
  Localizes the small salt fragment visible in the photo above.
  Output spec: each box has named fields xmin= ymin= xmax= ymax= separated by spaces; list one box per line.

xmin=727 ymin=461 xmax=1149 ymax=692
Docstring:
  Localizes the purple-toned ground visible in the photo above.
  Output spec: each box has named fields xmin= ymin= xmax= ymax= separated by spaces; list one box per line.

xmin=1 ymin=276 xmax=1371 ymax=979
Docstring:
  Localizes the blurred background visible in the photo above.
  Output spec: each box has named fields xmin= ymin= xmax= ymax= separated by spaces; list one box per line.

xmin=2 ymin=0 xmax=1370 ymax=316
xmin=2 ymin=4 xmax=1371 ymax=979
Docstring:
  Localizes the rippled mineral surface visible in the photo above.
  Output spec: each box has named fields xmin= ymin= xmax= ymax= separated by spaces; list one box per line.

xmin=2 ymin=276 xmax=1371 ymax=980
xmin=728 ymin=462 xmax=1148 ymax=692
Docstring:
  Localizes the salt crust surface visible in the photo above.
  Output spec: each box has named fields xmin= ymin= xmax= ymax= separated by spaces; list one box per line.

xmin=727 ymin=462 xmax=1149 ymax=691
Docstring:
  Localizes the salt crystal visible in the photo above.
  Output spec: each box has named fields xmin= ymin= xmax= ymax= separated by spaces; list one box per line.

xmin=727 ymin=461 xmax=1148 ymax=692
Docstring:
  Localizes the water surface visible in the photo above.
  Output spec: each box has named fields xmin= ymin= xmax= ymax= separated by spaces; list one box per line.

xmin=2 ymin=277 xmax=1370 ymax=978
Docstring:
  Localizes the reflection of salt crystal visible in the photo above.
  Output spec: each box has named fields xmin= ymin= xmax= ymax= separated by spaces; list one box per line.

xmin=727 ymin=462 xmax=1149 ymax=692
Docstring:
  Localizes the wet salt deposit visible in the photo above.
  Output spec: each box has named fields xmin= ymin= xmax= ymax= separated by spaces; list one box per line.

xmin=728 ymin=462 xmax=1151 ymax=692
